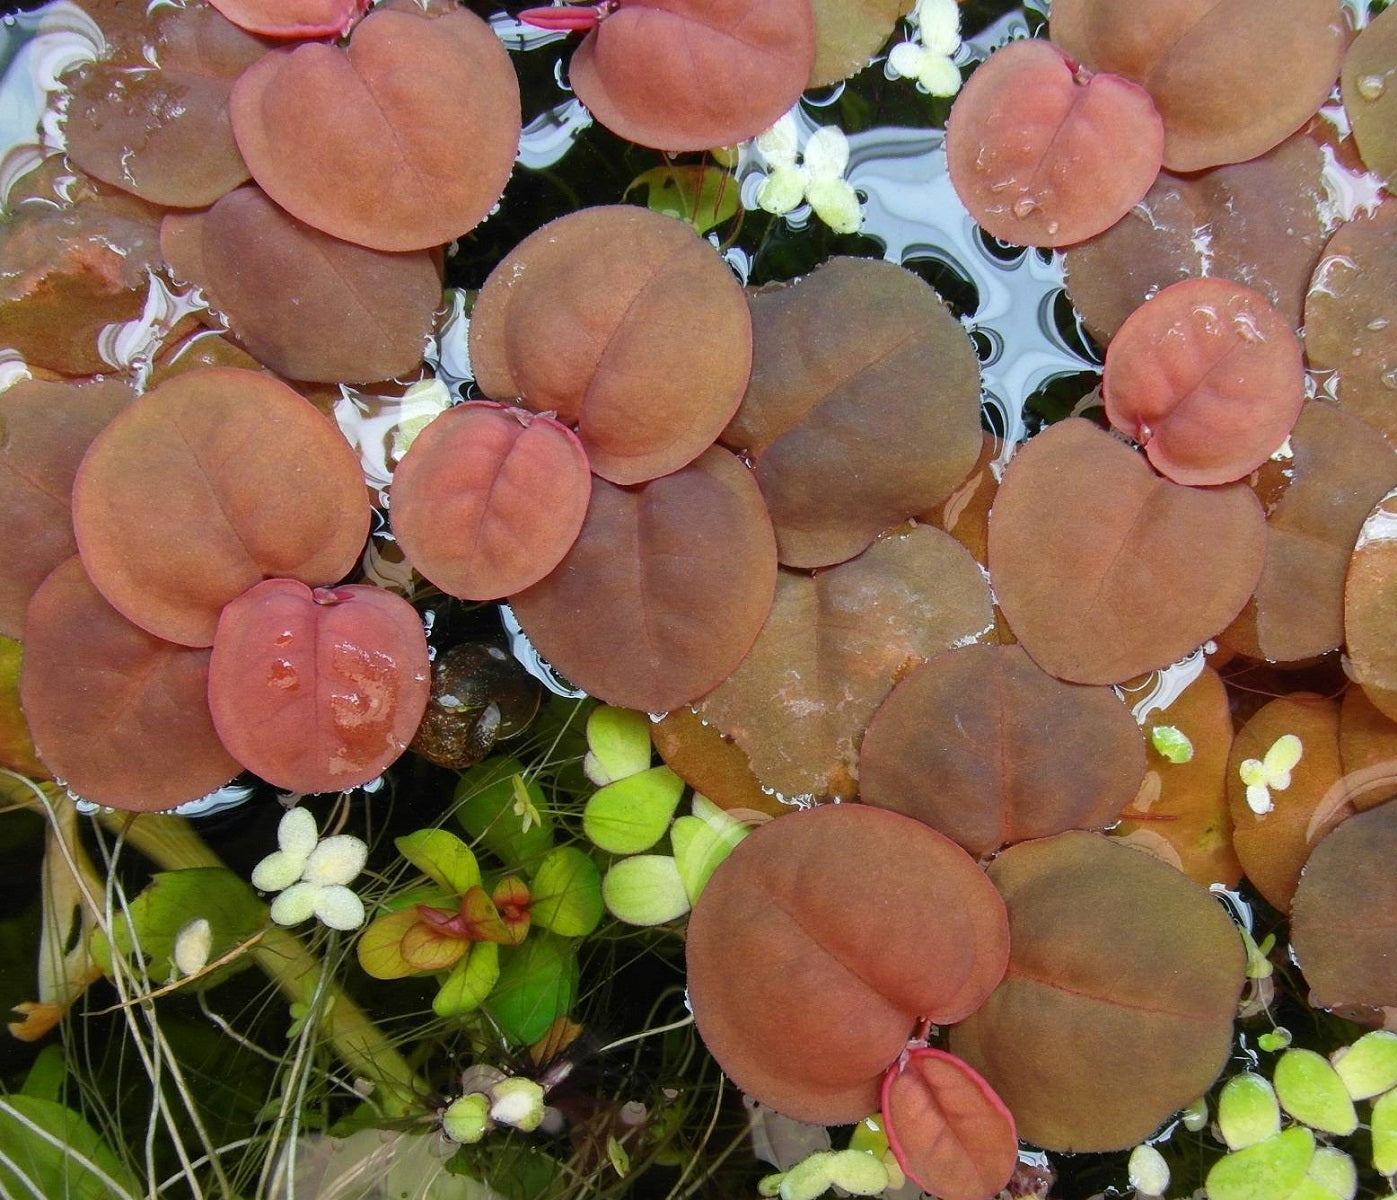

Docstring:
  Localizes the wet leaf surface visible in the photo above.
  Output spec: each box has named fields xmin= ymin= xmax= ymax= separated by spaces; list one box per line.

xmin=391 ymin=402 xmax=591 ymax=601
xmin=568 ymin=0 xmax=815 ymax=151
xmin=686 ymin=803 xmax=1009 ymax=1125
xmin=948 ymin=831 xmax=1246 ymax=1152
xmin=207 ymin=579 xmax=430 ymax=794
xmin=71 ymin=367 xmax=369 ymax=647
xmin=1342 ymin=5 xmax=1397 ymax=188
xmin=19 ymin=556 xmax=239 ymax=811
xmin=469 ymin=205 xmax=752 ymax=486
xmin=1102 ymin=278 xmax=1305 ymax=486
xmin=722 ymin=257 xmax=981 ymax=567
xmin=987 ymin=418 xmax=1266 ymax=684
xmin=1345 ymin=486 xmax=1397 ymax=723
xmin=921 ymin=431 xmax=998 ymax=569
xmin=859 ymin=643 xmax=1144 ymax=857
xmin=808 ymin=0 xmax=911 ymax=87
xmin=651 ymin=707 xmax=787 ymax=818
xmin=230 ymin=6 xmax=520 ymax=251
xmin=1339 ymin=683 xmax=1397 ymax=812
xmin=1050 ymin=0 xmax=1345 ymax=171
xmin=509 ymin=447 xmax=777 ymax=713
xmin=945 ymin=38 xmax=1163 ymax=248
xmin=695 ymin=525 xmax=993 ymax=801
xmin=206 ymin=0 xmax=367 ymax=37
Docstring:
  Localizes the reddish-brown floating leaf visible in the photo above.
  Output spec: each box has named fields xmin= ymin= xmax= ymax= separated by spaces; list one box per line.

xmin=0 ymin=377 xmax=132 ymax=639
xmin=808 ymin=0 xmax=912 ymax=87
xmin=944 ymin=38 xmax=1163 ymax=248
xmin=510 ymin=447 xmax=776 ymax=712
xmin=20 ymin=556 xmax=239 ymax=811
xmin=1346 ymin=487 xmax=1397 ymax=724
xmin=1113 ymin=666 xmax=1243 ymax=888
xmin=163 ymin=186 xmax=443 ymax=384
xmin=206 ymin=0 xmax=367 ymax=37
xmin=1291 ymin=800 xmax=1397 ymax=1013
xmin=987 ymin=418 xmax=1266 ymax=685
xmin=1222 ymin=403 xmax=1397 ymax=663
xmin=881 ymin=1048 xmax=1018 ymax=1200
xmin=469 ymin=206 xmax=751 ymax=486
xmin=651 ymin=708 xmax=787 ymax=819
xmin=568 ymin=0 xmax=815 ymax=151
xmin=860 ymin=644 xmax=1144 ymax=857
xmin=1304 ymin=202 xmax=1397 ymax=443
xmin=1226 ymin=696 xmax=1347 ymax=912
xmin=949 ymin=831 xmax=1246 ymax=1151
xmin=922 ymin=432 xmax=998 ymax=568
xmin=1343 ymin=6 xmax=1397 ymax=188
xmin=64 ymin=5 xmax=264 ymax=209
xmin=687 ymin=804 xmax=1009 ymax=1125
xmin=721 ymin=257 xmax=981 ymax=568
xmin=208 ymin=579 xmax=430 ymax=794
xmin=696 ymin=525 xmax=993 ymax=801
xmin=391 ymin=402 xmax=590 ymax=601
xmin=1102 ymin=278 xmax=1305 ymax=486
xmin=1065 ymin=129 xmax=1331 ymax=343
xmin=1050 ymin=0 xmax=1346 ymax=172
xmin=1339 ymin=685 xmax=1397 ymax=812
xmin=71 ymin=367 xmax=369 ymax=647
xmin=230 ymin=6 xmax=520 ymax=251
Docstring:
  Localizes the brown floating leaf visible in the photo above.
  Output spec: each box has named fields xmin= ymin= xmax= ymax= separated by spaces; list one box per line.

xmin=470 ymin=206 xmax=752 ymax=486
xmin=20 ymin=556 xmax=239 ymax=811
xmin=1346 ymin=487 xmax=1397 ymax=723
xmin=569 ymin=0 xmax=815 ymax=151
xmin=1343 ymin=5 xmax=1397 ymax=188
xmin=1113 ymin=666 xmax=1243 ymax=888
xmin=808 ymin=0 xmax=912 ymax=87
xmin=208 ymin=579 xmax=430 ymax=794
xmin=695 ymin=525 xmax=993 ymax=801
xmin=1064 ymin=129 xmax=1331 ymax=343
xmin=206 ymin=0 xmax=367 ymax=38
xmin=651 ymin=708 xmax=788 ymax=818
xmin=1221 ymin=403 xmax=1397 ymax=663
xmin=230 ymin=6 xmax=520 ymax=251
xmin=1291 ymin=799 xmax=1397 ymax=1013
xmin=944 ymin=38 xmax=1163 ymax=248
xmin=859 ymin=644 xmax=1145 ymax=858
xmin=0 ymin=377 xmax=132 ymax=639
xmin=686 ymin=803 xmax=1009 ymax=1125
xmin=1304 ymin=201 xmax=1397 ymax=443
xmin=921 ymin=431 xmax=998 ymax=569
xmin=71 ymin=367 xmax=369 ymax=647
xmin=1050 ymin=0 xmax=1346 ymax=172
xmin=164 ymin=186 xmax=443 ymax=384
xmin=1226 ymin=695 xmax=1347 ymax=912
xmin=948 ymin=831 xmax=1246 ymax=1152
xmin=64 ymin=5 xmax=264 ymax=209
xmin=987 ymin=419 xmax=1266 ymax=685
xmin=509 ymin=447 xmax=776 ymax=713
xmin=1102 ymin=278 xmax=1305 ymax=486
xmin=722 ymin=257 xmax=981 ymax=568
xmin=1339 ymin=685 xmax=1397 ymax=812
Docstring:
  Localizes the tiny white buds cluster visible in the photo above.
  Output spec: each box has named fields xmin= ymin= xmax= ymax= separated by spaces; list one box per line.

xmin=251 ymin=807 xmax=368 ymax=930
xmin=753 ymin=113 xmax=863 ymax=235
xmin=887 ymin=0 xmax=963 ymax=96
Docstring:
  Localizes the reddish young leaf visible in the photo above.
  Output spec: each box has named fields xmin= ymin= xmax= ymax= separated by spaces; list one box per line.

xmin=469 ymin=206 xmax=752 ymax=486
xmin=686 ymin=804 xmax=1009 ymax=1125
xmin=1103 ymin=278 xmax=1305 ymax=486
xmin=20 ymin=557 xmax=239 ymax=812
xmin=230 ymin=6 xmax=520 ymax=251
xmin=881 ymin=1048 xmax=1018 ymax=1200
xmin=391 ymin=402 xmax=591 ymax=601
xmin=207 ymin=579 xmax=430 ymax=794
xmin=945 ymin=38 xmax=1163 ymax=248
xmin=567 ymin=0 xmax=816 ymax=151
xmin=206 ymin=0 xmax=367 ymax=38
xmin=71 ymin=367 xmax=369 ymax=647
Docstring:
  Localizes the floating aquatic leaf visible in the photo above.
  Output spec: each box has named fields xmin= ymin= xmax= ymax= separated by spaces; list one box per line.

xmin=584 ymin=706 xmax=654 ymax=787
xmin=434 ymin=941 xmax=501 ymax=1019
xmin=1273 ymin=1049 xmax=1358 ymax=1136
xmin=651 ymin=708 xmax=786 ymax=817
xmin=207 ymin=0 xmax=367 ymax=37
xmin=1218 ymin=1074 xmax=1282 ymax=1151
xmin=1307 ymin=1146 xmax=1357 ymax=1200
xmin=625 ymin=165 xmax=741 ymax=234
xmin=602 ymin=854 xmax=691 ymax=927
xmin=1333 ymin=1031 xmax=1397 ymax=1100
xmin=1205 ymin=1127 xmax=1316 ymax=1200
xmin=1344 ymin=487 xmax=1397 ymax=724
xmin=1150 ymin=726 xmax=1194 ymax=765
xmin=1342 ymin=6 xmax=1397 ymax=188
xmin=529 ymin=847 xmax=602 ymax=938
xmin=1373 ymin=1087 xmax=1397 ymax=1175
xmin=583 ymin=766 xmax=684 ymax=854
xmin=394 ymin=829 xmax=481 ymax=896
xmin=808 ymin=0 xmax=912 ymax=86
xmin=484 ymin=932 xmax=578 ymax=1045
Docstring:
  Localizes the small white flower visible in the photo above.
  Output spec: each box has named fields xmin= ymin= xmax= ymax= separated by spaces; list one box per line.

xmin=887 ymin=0 xmax=963 ymax=96
xmin=1238 ymin=734 xmax=1303 ymax=816
xmin=172 ymin=918 xmax=212 ymax=977
xmin=253 ymin=808 xmax=368 ymax=930
xmin=753 ymin=113 xmax=863 ymax=235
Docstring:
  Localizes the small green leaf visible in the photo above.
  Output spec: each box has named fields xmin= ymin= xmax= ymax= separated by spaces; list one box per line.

xmin=529 ymin=846 xmax=603 ymax=937
xmin=1150 ymin=725 xmax=1194 ymax=763
xmin=1274 ymin=1049 xmax=1359 ymax=1136
xmin=671 ymin=814 xmax=744 ymax=904
xmin=602 ymin=855 xmax=691 ymax=926
xmin=1205 ymin=1127 xmax=1316 ymax=1200
xmin=1259 ymin=1028 xmax=1294 ymax=1053
xmin=1219 ymin=1073 xmax=1282 ymax=1150
xmin=357 ymin=908 xmax=425 ymax=980
xmin=395 ymin=828 xmax=481 ymax=894
xmin=606 ymin=1134 xmax=630 ymax=1177
xmin=1372 ymin=1086 xmax=1397 ymax=1175
xmin=442 ymin=1093 xmax=491 ymax=1144
xmin=1305 ymin=1146 xmax=1357 ymax=1200
xmin=0 ymin=1094 xmax=142 ymax=1200
xmin=1333 ymin=1030 xmax=1397 ymax=1100
xmin=583 ymin=765 xmax=684 ymax=853
xmin=1128 ymin=1144 xmax=1170 ymax=1195
xmin=583 ymin=706 xmax=653 ymax=786
xmin=484 ymin=932 xmax=578 ymax=1045
xmin=455 ymin=758 xmax=556 ymax=869
xmin=824 ymin=1148 xmax=891 ymax=1195
xmin=624 ymin=165 xmax=741 ymax=235
xmin=434 ymin=941 xmax=500 ymax=1018
xmin=19 ymin=1045 xmax=66 ymax=1102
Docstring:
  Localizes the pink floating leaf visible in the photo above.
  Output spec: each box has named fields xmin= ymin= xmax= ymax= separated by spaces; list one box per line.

xmin=881 ymin=1048 xmax=1018 ymax=1200
xmin=206 ymin=0 xmax=369 ymax=39
xmin=208 ymin=579 xmax=430 ymax=794
xmin=519 ymin=2 xmax=613 ymax=31
xmin=946 ymin=38 xmax=1164 ymax=248
xmin=390 ymin=402 xmax=591 ymax=600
